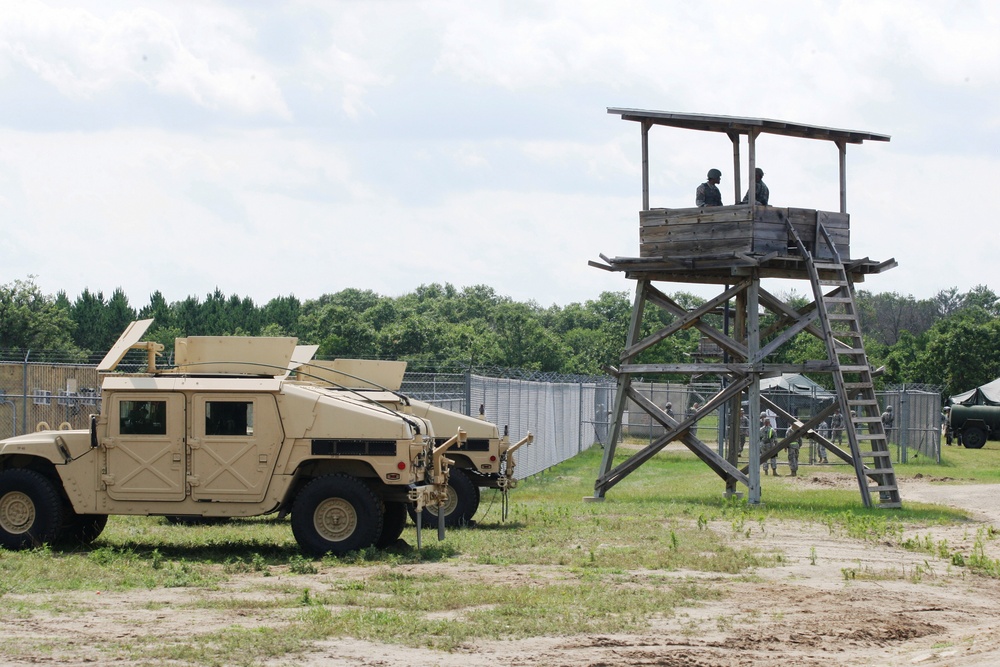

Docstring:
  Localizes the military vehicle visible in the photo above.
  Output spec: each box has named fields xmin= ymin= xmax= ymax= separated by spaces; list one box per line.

xmin=292 ymin=358 xmax=533 ymax=527
xmin=947 ymin=404 xmax=1000 ymax=449
xmin=0 ymin=320 xmax=461 ymax=556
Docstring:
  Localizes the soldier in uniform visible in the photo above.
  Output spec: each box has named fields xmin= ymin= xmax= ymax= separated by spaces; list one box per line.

xmin=760 ymin=412 xmax=778 ymax=475
xmin=785 ymin=423 xmax=802 ymax=477
xmin=696 ymin=169 xmax=723 ymax=207
xmin=741 ymin=167 xmax=769 ymax=205
xmin=817 ymin=417 xmax=830 ymax=464
xmin=881 ymin=404 xmax=894 ymax=442
xmin=739 ymin=410 xmax=750 ymax=456
xmin=943 ymin=405 xmax=953 ymax=446
xmin=829 ymin=408 xmax=844 ymax=455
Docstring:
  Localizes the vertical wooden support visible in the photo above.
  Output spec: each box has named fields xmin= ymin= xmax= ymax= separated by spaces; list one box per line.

xmin=641 ymin=121 xmax=651 ymax=212
xmin=728 ymin=131 xmax=741 ymax=205
xmin=593 ymin=280 xmax=648 ymax=499
xmin=748 ymin=129 xmax=759 ymax=216
xmin=837 ymin=140 xmax=847 ymax=214
xmin=725 ymin=288 xmax=747 ymax=497
xmin=746 ymin=276 xmax=761 ymax=504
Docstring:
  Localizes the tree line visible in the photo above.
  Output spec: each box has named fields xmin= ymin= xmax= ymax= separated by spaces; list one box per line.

xmin=1 ymin=277 xmax=997 ymax=397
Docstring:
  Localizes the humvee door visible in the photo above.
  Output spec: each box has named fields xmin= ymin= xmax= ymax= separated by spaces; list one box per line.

xmin=104 ymin=393 xmax=186 ymax=501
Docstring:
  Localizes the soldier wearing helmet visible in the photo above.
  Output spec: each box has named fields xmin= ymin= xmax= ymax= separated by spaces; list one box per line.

xmin=741 ymin=167 xmax=769 ymax=205
xmin=759 ymin=411 xmax=778 ymax=475
xmin=696 ymin=168 xmax=723 ymax=207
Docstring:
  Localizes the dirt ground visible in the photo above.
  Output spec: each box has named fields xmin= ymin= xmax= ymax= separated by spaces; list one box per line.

xmin=6 ymin=475 xmax=1000 ymax=666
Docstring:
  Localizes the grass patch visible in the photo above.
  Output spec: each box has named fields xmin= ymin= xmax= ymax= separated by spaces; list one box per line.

xmin=0 ymin=442 xmax=990 ymax=664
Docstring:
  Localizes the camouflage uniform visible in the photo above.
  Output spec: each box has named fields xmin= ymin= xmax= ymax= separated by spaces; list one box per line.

xmin=739 ymin=412 xmax=750 ymax=456
xmin=817 ymin=418 xmax=830 ymax=463
xmin=741 ymin=180 xmax=769 ymax=205
xmin=830 ymin=410 xmax=844 ymax=448
xmin=881 ymin=405 xmax=894 ymax=443
xmin=696 ymin=181 xmax=722 ymax=207
xmin=760 ymin=419 xmax=778 ymax=475
xmin=785 ymin=425 xmax=801 ymax=476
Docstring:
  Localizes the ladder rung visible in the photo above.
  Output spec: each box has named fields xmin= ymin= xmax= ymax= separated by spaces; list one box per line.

xmin=842 ymin=382 xmax=873 ymax=389
xmin=823 ymin=297 xmax=853 ymax=304
xmin=857 ymin=450 xmax=891 ymax=457
xmin=839 ymin=365 xmax=870 ymax=372
xmin=849 ymin=399 xmax=879 ymax=406
xmin=868 ymin=485 xmax=899 ymax=492
xmin=865 ymin=468 xmax=897 ymax=475
xmin=814 ymin=262 xmax=843 ymax=270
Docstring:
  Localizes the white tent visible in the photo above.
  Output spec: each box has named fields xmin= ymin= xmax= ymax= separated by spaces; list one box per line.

xmin=760 ymin=373 xmax=835 ymax=400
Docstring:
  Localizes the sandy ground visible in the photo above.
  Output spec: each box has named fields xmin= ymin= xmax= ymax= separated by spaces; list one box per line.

xmin=5 ymin=475 xmax=1000 ymax=666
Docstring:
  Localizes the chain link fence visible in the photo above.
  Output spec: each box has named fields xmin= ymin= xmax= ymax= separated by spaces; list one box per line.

xmin=0 ymin=356 xmax=944 ymax=473
xmin=402 ymin=371 xmax=616 ymax=479
xmin=625 ymin=380 xmax=943 ymax=465
xmin=0 ymin=361 xmax=101 ymax=438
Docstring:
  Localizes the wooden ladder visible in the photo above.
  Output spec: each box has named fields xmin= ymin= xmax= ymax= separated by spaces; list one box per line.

xmin=786 ymin=220 xmax=901 ymax=508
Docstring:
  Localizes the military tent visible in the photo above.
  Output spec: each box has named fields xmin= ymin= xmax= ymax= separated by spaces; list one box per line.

xmin=949 ymin=378 xmax=1000 ymax=406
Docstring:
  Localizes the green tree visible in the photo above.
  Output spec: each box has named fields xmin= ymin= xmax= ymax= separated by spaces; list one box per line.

xmin=262 ymin=295 xmax=301 ymax=337
xmin=916 ymin=316 xmax=1000 ymax=396
xmin=139 ymin=291 xmax=174 ymax=329
xmin=70 ymin=288 xmax=106 ymax=351
xmin=0 ymin=278 xmax=78 ymax=354
xmin=104 ymin=288 xmax=137 ymax=348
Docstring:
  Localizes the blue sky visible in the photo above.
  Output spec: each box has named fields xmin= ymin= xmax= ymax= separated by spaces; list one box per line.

xmin=2 ymin=1 xmax=998 ymax=309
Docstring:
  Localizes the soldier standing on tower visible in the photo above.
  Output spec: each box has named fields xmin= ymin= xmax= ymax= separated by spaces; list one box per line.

xmin=741 ymin=167 xmax=769 ymax=205
xmin=696 ymin=169 xmax=723 ymax=207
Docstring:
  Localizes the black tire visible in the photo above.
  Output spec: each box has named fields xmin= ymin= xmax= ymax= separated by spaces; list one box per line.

xmin=58 ymin=511 xmax=108 ymax=547
xmin=0 ymin=469 xmax=65 ymax=550
xmin=291 ymin=474 xmax=383 ymax=557
xmin=408 ymin=468 xmax=480 ymax=528
xmin=963 ymin=426 xmax=988 ymax=449
xmin=376 ymin=501 xmax=407 ymax=548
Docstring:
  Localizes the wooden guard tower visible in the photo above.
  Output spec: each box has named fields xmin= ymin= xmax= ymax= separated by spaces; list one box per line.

xmin=590 ymin=109 xmax=900 ymax=508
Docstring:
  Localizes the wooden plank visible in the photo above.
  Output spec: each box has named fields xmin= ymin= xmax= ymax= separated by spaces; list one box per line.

xmin=641 ymin=220 xmax=754 ymax=244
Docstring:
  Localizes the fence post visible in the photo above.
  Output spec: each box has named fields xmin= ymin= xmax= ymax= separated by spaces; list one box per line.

xmin=464 ymin=370 xmax=472 ymax=417
xmin=21 ymin=350 xmax=30 ymax=437
xmin=900 ymin=386 xmax=909 ymax=464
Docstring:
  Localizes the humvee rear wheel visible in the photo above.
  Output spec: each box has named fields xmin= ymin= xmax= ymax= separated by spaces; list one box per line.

xmin=376 ymin=501 xmax=408 ymax=548
xmin=0 ymin=469 xmax=64 ymax=550
xmin=408 ymin=468 xmax=479 ymax=528
xmin=291 ymin=474 xmax=382 ymax=557
xmin=963 ymin=426 xmax=988 ymax=449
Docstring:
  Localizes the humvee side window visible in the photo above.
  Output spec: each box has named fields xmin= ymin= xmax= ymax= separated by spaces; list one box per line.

xmin=120 ymin=400 xmax=167 ymax=435
xmin=205 ymin=401 xmax=254 ymax=436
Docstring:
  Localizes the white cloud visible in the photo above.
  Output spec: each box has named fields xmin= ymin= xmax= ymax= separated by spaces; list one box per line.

xmin=0 ymin=1 xmax=290 ymax=118
xmin=1 ymin=0 xmax=998 ymax=310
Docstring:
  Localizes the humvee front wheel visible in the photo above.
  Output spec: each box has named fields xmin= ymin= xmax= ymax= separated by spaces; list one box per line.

xmin=0 ymin=469 xmax=64 ymax=550
xmin=291 ymin=474 xmax=383 ymax=557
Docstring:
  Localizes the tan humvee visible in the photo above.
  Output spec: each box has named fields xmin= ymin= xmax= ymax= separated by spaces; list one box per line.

xmin=291 ymin=357 xmax=533 ymax=527
xmin=0 ymin=320 xmax=460 ymax=556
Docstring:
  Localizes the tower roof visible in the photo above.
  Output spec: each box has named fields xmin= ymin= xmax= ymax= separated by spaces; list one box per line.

xmin=608 ymin=108 xmax=890 ymax=145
